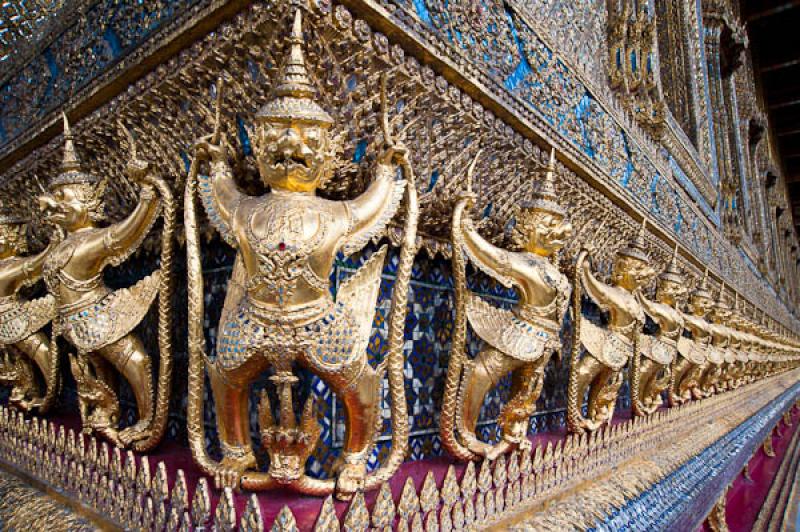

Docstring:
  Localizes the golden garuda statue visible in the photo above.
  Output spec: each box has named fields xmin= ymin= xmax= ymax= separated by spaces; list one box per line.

xmin=722 ymin=294 xmax=747 ymax=391
xmin=440 ymin=148 xmax=573 ymax=461
xmin=670 ymin=270 xmax=714 ymax=405
xmin=631 ymin=245 xmax=686 ymax=416
xmin=184 ymin=10 xmax=419 ymax=500
xmin=0 ymin=214 xmax=58 ymax=412
xmin=567 ymin=219 xmax=655 ymax=433
xmin=700 ymin=283 xmax=732 ymax=396
xmin=37 ymin=115 xmax=175 ymax=451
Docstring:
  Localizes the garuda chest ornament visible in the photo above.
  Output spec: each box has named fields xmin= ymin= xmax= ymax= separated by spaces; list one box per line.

xmin=184 ymin=9 xmax=418 ymax=500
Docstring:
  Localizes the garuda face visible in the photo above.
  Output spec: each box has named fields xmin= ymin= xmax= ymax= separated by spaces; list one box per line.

xmin=520 ymin=210 xmax=573 ymax=257
xmin=39 ymin=183 xmax=103 ymax=231
xmin=253 ymin=120 xmax=336 ymax=193
xmin=612 ymin=255 xmax=655 ymax=291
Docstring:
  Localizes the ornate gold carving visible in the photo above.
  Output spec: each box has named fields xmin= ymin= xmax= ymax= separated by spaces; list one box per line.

xmin=442 ymin=148 xmax=572 ymax=460
xmin=706 ymin=487 xmax=730 ymax=532
xmin=37 ymin=114 xmax=175 ymax=450
xmin=764 ymin=434 xmax=776 ymax=458
xmin=607 ymin=1 xmax=666 ymax=138
xmin=184 ymin=9 xmax=418 ymax=500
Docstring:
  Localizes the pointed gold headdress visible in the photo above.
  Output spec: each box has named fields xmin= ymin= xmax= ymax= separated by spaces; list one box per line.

xmin=618 ymin=217 xmax=650 ymax=263
xmin=715 ymin=281 xmax=731 ymax=312
xmin=256 ymin=10 xmax=333 ymax=126
xmin=522 ymin=148 xmax=566 ymax=216
xmin=659 ymin=243 xmax=683 ymax=284
xmin=692 ymin=268 xmax=713 ymax=301
xmin=48 ymin=113 xmax=102 ymax=189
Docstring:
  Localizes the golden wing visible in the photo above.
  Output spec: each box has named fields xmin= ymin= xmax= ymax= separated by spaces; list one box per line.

xmin=218 ymin=253 xmax=248 ymax=334
xmin=22 ymin=295 xmax=56 ymax=337
xmin=341 ymin=180 xmax=406 ymax=257
xmin=580 ymin=319 xmax=629 ymax=370
xmin=337 ymin=246 xmax=388 ymax=357
xmin=198 ymin=172 xmax=237 ymax=247
xmin=466 ymin=294 xmax=550 ymax=362
xmin=0 ymin=295 xmax=56 ymax=344
xmin=62 ymin=272 xmax=160 ymax=352
xmin=678 ymin=336 xmax=706 ymax=365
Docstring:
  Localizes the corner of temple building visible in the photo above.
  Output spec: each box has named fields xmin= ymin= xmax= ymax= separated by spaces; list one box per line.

xmin=0 ymin=0 xmax=799 ymax=529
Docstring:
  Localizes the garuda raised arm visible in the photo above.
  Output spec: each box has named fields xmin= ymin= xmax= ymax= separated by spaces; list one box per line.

xmin=567 ymin=220 xmax=655 ymax=433
xmin=37 ymin=115 xmax=175 ymax=451
xmin=632 ymin=245 xmax=686 ymax=416
xmin=441 ymin=148 xmax=572 ymax=461
xmin=0 ymin=215 xmax=58 ymax=412
xmin=185 ymin=10 xmax=418 ymax=500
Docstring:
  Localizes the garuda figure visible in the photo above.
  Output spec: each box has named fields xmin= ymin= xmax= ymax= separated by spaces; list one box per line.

xmin=441 ymin=149 xmax=572 ymax=461
xmin=567 ymin=220 xmax=655 ymax=433
xmin=37 ymin=115 xmax=175 ymax=451
xmin=724 ymin=295 xmax=749 ymax=390
xmin=0 ymin=215 xmax=58 ymax=412
xmin=632 ymin=245 xmax=686 ymax=416
xmin=700 ymin=284 xmax=732 ymax=396
xmin=185 ymin=10 xmax=418 ymax=500
xmin=670 ymin=271 xmax=714 ymax=405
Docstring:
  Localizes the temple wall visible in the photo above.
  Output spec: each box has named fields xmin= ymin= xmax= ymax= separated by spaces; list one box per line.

xmin=0 ymin=0 xmax=798 ymax=528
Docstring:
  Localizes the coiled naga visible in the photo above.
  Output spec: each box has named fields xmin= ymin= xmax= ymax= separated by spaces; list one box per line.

xmin=441 ymin=149 xmax=572 ymax=461
xmin=37 ymin=115 xmax=175 ymax=451
xmin=185 ymin=10 xmax=418 ymax=500
xmin=669 ymin=271 xmax=714 ymax=405
xmin=0 ymin=215 xmax=59 ymax=412
xmin=631 ymin=245 xmax=686 ymax=416
xmin=567 ymin=220 xmax=655 ymax=433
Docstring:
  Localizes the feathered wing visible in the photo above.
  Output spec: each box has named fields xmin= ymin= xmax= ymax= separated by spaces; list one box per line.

xmin=61 ymin=272 xmax=160 ymax=352
xmin=341 ymin=180 xmax=405 ymax=257
xmin=198 ymin=172 xmax=237 ymax=247
xmin=677 ymin=336 xmax=706 ymax=365
xmin=337 ymin=246 xmax=388 ymax=358
xmin=580 ymin=319 xmax=629 ymax=370
xmin=466 ymin=294 xmax=550 ymax=362
xmin=218 ymin=254 xmax=248 ymax=337
xmin=0 ymin=295 xmax=56 ymax=344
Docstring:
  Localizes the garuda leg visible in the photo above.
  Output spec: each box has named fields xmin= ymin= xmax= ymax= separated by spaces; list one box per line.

xmin=669 ymin=356 xmax=692 ymax=406
xmin=207 ymin=357 xmax=264 ymax=485
xmin=569 ymin=354 xmax=607 ymax=432
xmin=12 ymin=332 xmax=55 ymax=411
xmin=493 ymin=356 xmax=548 ymax=457
xmin=681 ymin=363 xmax=706 ymax=401
xmin=313 ymin=355 xmax=381 ymax=499
xmin=95 ymin=333 xmax=154 ymax=445
xmin=587 ymin=366 xmax=623 ymax=429
xmin=459 ymin=347 xmax=526 ymax=457
xmin=639 ymin=358 xmax=668 ymax=414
